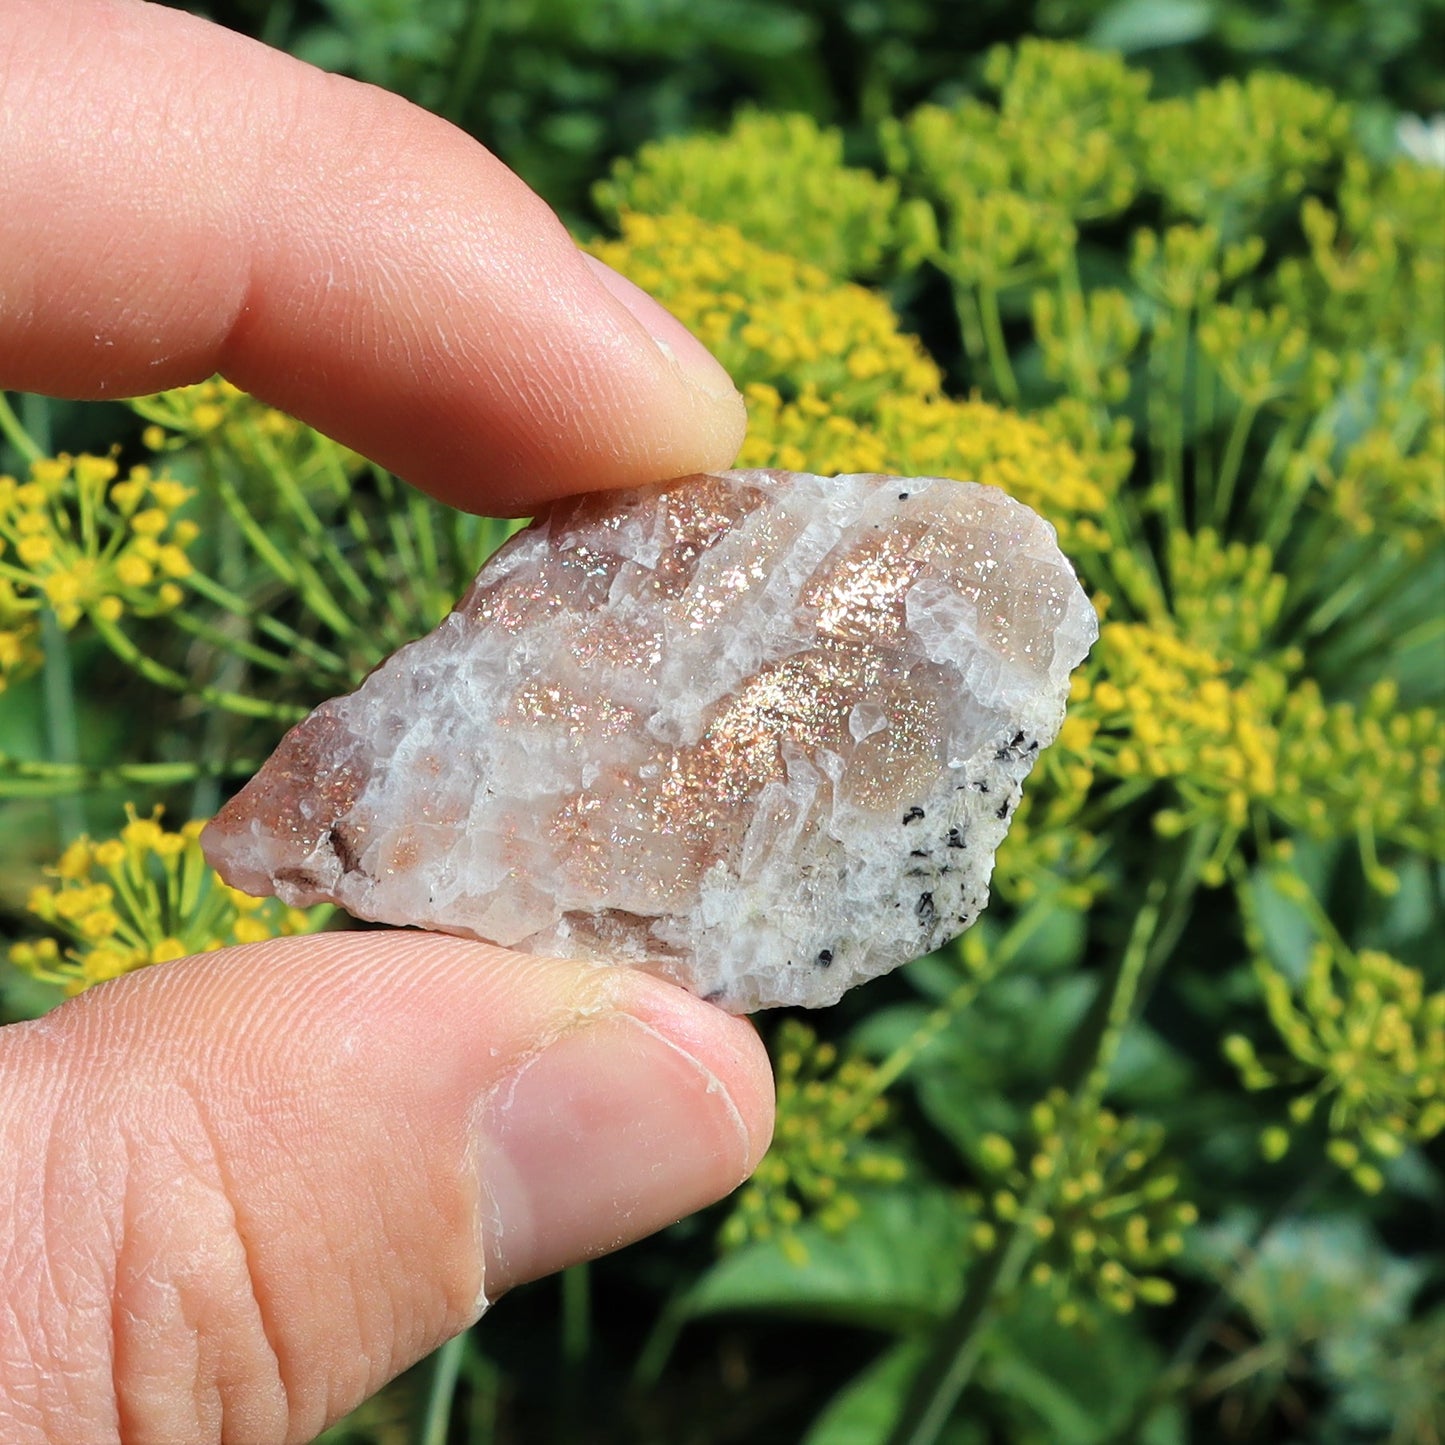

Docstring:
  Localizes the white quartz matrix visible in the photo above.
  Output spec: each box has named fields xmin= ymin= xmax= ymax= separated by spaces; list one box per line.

xmin=204 ymin=470 xmax=1098 ymax=1011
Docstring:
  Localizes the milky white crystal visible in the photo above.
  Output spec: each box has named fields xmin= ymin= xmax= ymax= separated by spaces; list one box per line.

xmin=203 ymin=470 xmax=1097 ymax=1011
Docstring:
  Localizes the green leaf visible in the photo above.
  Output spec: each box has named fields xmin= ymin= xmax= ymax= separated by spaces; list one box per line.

xmin=804 ymin=1343 xmax=984 ymax=1445
xmin=684 ymin=1187 xmax=971 ymax=1332
xmin=1088 ymin=0 xmax=1215 ymax=53
xmin=980 ymin=1292 xmax=1175 ymax=1444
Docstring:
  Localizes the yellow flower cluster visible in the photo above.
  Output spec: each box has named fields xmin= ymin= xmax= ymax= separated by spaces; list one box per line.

xmin=1137 ymin=72 xmax=1351 ymax=226
xmin=737 ymin=384 xmax=1114 ymax=551
xmin=132 ymin=377 xmax=362 ymax=496
xmin=12 ymin=805 xmax=329 ymax=996
xmin=1226 ymin=896 xmax=1444 ymax=1193
xmin=0 ymin=577 xmax=43 ymax=691
xmin=882 ymin=41 xmax=1147 ymax=226
xmin=593 ymin=110 xmax=901 ymax=278
xmin=968 ymin=1090 xmax=1197 ymax=1323
xmin=1068 ymin=624 xmax=1444 ymax=876
xmin=989 ymin=783 xmax=1105 ymax=910
xmin=587 ymin=212 xmax=941 ymax=414
xmin=721 ymin=1019 xmax=905 ymax=1264
xmin=1196 ymin=302 xmax=1336 ymax=414
xmin=1128 ymin=223 xmax=1265 ymax=314
xmin=0 ymin=455 xmax=196 ymax=663
xmin=1306 ymin=352 xmax=1445 ymax=547
xmin=1165 ymin=529 xmax=1288 ymax=661
xmin=1076 ymin=621 xmax=1283 ymax=830
xmin=1032 ymin=286 xmax=1141 ymax=406
xmin=1277 ymin=156 xmax=1444 ymax=355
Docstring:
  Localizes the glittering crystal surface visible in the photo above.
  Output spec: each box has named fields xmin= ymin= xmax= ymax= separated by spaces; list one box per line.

xmin=203 ymin=470 xmax=1097 ymax=1011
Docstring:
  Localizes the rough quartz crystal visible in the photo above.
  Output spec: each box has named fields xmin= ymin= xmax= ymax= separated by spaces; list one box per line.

xmin=203 ymin=470 xmax=1097 ymax=1011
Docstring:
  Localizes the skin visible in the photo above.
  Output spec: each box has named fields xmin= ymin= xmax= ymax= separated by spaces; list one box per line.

xmin=0 ymin=3 xmax=774 ymax=1441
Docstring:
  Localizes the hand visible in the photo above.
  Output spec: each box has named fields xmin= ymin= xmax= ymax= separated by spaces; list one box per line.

xmin=0 ymin=3 xmax=773 ymax=1441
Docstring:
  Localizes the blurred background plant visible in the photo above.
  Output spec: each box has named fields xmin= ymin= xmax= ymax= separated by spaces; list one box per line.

xmin=3 ymin=3 xmax=1442 ymax=1441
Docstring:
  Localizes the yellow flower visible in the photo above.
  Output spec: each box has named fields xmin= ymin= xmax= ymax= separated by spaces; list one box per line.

xmin=0 ymin=453 xmax=196 ymax=632
xmin=10 ymin=804 xmax=332 ymax=995
xmin=1228 ymin=876 xmax=1445 ymax=1192
xmin=594 ymin=110 xmax=901 ymax=277
xmin=721 ymin=1020 xmax=904 ymax=1258
xmin=588 ymin=212 xmax=941 ymax=414
xmin=967 ymin=1090 xmax=1194 ymax=1321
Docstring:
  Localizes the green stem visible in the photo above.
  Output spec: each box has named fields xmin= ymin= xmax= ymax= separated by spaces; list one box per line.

xmin=1112 ymin=1165 xmax=1329 ymax=1444
xmin=631 ymin=1295 xmax=687 ymax=1390
xmin=39 ymin=608 xmax=86 ymax=841
xmin=883 ymin=1216 xmax=1038 ymax=1445
xmin=885 ymin=889 xmax=1170 ymax=1444
xmin=420 ymin=1332 xmax=468 ymax=1445
xmin=184 ymin=571 xmax=351 ymax=676
xmin=166 ymin=610 xmax=299 ymax=676
xmin=443 ymin=0 xmax=495 ymax=124
xmin=1073 ymin=878 xmax=1166 ymax=1107
xmin=951 ymin=288 xmax=988 ymax=379
xmin=977 ymin=283 xmax=1020 ymax=404
xmin=260 ymin=0 xmax=294 ymax=48
xmin=0 ymin=391 xmax=43 ymax=465
xmin=239 ymin=421 xmax=373 ymax=612
xmin=562 ymin=1261 xmax=590 ymax=1365
xmin=0 ymin=755 xmax=254 ymax=799
xmin=1213 ymin=399 xmax=1261 ymax=530
xmin=558 ymin=1263 xmax=590 ymax=1440
xmin=1163 ymin=309 xmax=1191 ymax=531
xmin=1296 ymin=548 xmax=1402 ymax=642
xmin=89 ymin=611 xmax=304 ymax=721
xmin=856 ymin=902 xmax=1054 ymax=1112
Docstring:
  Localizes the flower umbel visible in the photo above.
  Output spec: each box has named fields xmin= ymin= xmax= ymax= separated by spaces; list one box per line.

xmin=12 ymin=805 xmax=331 ymax=995
xmin=1226 ymin=873 xmax=1445 ymax=1194
xmin=0 ymin=453 xmax=196 ymax=633
xmin=721 ymin=1019 xmax=905 ymax=1263
xmin=969 ymin=1090 xmax=1198 ymax=1323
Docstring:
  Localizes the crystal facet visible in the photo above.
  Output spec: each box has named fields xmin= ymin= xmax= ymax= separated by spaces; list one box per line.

xmin=203 ymin=470 xmax=1097 ymax=1011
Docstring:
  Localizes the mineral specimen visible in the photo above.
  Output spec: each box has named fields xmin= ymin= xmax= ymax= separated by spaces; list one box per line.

xmin=203 ymin=470 xmax=1097 ymax=1011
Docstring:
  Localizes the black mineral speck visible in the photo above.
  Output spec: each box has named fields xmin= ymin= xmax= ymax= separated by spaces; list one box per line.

xmin=898 ymin=491 xmax=910 ymax=500
xmin=947 ymin=827 xmax=966 ymax=848
xmin=816 ymin=949 xmax=834 ymax=968
xmin=903 ymin=806 xmax=926 ymax=824
xmin=328 ymin=822 xmax=363 ymax=876
xmin=996 ymin=800 xmax=1013 ymax=820
xmin=916 ymin=892 xmax=936 ymax=928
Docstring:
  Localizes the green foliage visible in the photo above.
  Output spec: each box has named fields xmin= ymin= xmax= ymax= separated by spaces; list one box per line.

xmin=6 ymin=23 xmax=1444 ymax=1445
xmin=594 ymin=110 xmax=903 ymax=277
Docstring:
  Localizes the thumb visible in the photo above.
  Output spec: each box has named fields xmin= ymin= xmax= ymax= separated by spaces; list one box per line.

xmin=0 ymin=934 xmax=773 ymax=1443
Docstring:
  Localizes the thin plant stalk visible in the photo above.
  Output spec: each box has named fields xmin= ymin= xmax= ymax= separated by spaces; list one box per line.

xmin=420 ymin=1332 xmax=468 ymax=1445
xmin=884 ymin=876 xmax=1171 ymax=1445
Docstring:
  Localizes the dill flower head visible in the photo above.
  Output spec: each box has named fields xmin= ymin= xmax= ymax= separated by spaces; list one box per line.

xmin=1310 ymin=350 xmax=1445 ymax=548
xmin=1226 ymin=890 xmax=1445 ymax=1194
xmin=0 ymin=454 xmax=196 ymax=631
xmin=593 ymin=109 xmax=901 ymax=278
xmin=1137 ymin=72 xmax=1351 ymax=228
xmin=883 ymin=40 xmax=1147 ymax=226
xmin=132 ymin=377 xmax=363 ymax=497
xmin=587 ymin=212 xmax=941 ymax=413
xmin=737 ymin=384 xmax=1111 ymax=554
xmin=0 ymin=575 xmax=43 ymax=692
xmin=721 ymin=1019 xmax=905 ymax=1264
xmin=1069 ymin=622 xmax=1443 ymax=883
xmin=969 ymin=1090 xmax=1197 ymax=1323
xmin=12 ymin=805 xmax=330 ymax=996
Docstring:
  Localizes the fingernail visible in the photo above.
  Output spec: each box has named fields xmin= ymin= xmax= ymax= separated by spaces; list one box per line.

xmin=584 ymin=254 xmax=739 ymax=401
xmin=474 ymin=1008 xmax=757 ymax=1291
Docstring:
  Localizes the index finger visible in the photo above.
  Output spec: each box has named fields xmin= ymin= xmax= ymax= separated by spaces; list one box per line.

xmin=0 ymin=0 xmax=745 ymax=514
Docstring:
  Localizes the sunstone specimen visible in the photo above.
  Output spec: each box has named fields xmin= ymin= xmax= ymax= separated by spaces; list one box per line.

xmin=204 ymin=470 xmax=1097 ymax=1011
